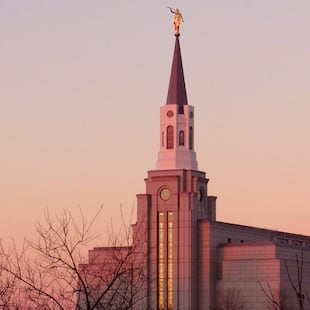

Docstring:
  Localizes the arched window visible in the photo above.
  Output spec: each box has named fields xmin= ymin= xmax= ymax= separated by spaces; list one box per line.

xmin=167 ymin=126 xmax=174 ymax=149
xmin=189 ymin=126 xmax=193 ymax=150
xmin=161 ymin=132 xmax=164 ymax=147
xmin=179 ymin=131 xmax=184 ymax=146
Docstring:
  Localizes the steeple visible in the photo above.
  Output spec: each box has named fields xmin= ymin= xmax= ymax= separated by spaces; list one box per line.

xmin=156 ymin=35 xmax=198 ymax=171
xmin=166 ymin=36 xmax=188 ymax=114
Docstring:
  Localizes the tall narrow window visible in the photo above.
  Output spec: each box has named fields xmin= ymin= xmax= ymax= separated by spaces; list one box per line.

xmin=179 ymin=131 xmax=184 ymax=146
xmin=158 ymin=212 xmax=165 ymax=310
xmin=189 ymin=126 xmax=193 ymax=150
xmin=161 ymin=132 xmax=164 ymax=147
xmin=167 ymin=126 xmax=174 ymax=149
xmin=167 ymin=212 xmax=173 ymax=309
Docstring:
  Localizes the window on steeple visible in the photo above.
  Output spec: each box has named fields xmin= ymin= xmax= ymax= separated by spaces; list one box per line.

xmin=189 ymin=126 xmax=193 ymax=150
xmin=167 ymin=126 xmax=174 ymax=149
xmin=179 ymin=131 xmax=184 ymax=146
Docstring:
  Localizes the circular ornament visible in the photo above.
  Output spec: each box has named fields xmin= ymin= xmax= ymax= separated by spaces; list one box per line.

xmin=167 ymin=111 xmax=174 ymax=118
xmin=160 ymin=188 xmax=171 ymax=201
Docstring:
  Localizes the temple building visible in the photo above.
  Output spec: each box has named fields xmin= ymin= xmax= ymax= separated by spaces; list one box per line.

xmin=83 ymin=34 xmax=310 ymax=310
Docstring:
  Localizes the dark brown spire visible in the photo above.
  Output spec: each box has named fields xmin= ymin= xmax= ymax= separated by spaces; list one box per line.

xmin=166 ymin=35 xmax=188 ymax=114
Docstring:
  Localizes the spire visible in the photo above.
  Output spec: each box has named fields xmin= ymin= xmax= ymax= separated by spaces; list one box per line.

xmin=166 ymin=36 xmax=188 ymax=114
xmin=156 ymin=34 xmax=198 ymax=171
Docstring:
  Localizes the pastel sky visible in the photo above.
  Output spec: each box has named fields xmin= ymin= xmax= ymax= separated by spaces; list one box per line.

xmin=1 ymin=1 xmax=310 ymax=245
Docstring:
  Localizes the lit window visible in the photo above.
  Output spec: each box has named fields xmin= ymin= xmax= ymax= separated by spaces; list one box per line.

xmin=158 ymin=212 xmax=174 ymax=309
xmin=167 ymin=212 xmax=173 ymax=309
xmin=158 ymin=212 xmax=165 ymax=309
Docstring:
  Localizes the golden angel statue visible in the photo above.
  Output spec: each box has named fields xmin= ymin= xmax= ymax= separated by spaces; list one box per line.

xmin=168 ymin=7 xmax=184 ymax=36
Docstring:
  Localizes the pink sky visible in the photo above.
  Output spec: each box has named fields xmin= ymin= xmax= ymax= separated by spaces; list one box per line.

xmin=1 ymin=1 xmax=310 ymax=244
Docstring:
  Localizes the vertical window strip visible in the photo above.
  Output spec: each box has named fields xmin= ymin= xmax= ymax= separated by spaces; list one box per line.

xmin=167 ymin=212 xmax=173 ymax=309
xmin=158 ymin=212 xmax=165 ymax=310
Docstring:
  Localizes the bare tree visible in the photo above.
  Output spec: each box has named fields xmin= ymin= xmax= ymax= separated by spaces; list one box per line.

xmin=258 ymin=281 xmax=287 ymax=310
xmin=0 ymin=207 xmax=146 ymax=310
xmin=0 ymin=257 xmax=17 ymax=309
xmin=285 ymin=249 xmax=305 ymax=310
xmin=259 ymin=248 xmax=310 ymax=310
xmin=218 ymin=287 xmax=247 ymax=310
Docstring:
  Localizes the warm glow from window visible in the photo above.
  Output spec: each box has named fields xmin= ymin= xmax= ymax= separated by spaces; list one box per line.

xmin=168 ymin=212 xmax=173 ymax=309
xmin=158 ymin=212 xmax=174 ymax=309
xmin=158 ymin=212 xmax=165 ymax=309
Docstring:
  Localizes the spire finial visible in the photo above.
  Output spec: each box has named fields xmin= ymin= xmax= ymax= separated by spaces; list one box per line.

xmin=168 ymin=7 xmax=184 ymax=36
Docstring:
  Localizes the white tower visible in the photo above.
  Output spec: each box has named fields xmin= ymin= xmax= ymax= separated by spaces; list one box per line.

xmin=156 ymin=36 xmax=198 ymax=171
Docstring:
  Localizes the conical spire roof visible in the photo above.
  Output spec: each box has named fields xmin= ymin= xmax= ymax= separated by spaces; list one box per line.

xmin=166 ymin=35 xmax=188 ymax=114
